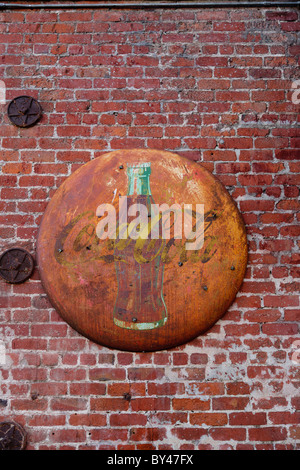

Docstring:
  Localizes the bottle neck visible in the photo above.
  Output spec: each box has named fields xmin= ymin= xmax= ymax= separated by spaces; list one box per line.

xmin=127 ymin=167 xmax=151 ymax=196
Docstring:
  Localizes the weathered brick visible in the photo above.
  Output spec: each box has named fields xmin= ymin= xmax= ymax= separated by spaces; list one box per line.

xmin=190 ymin=413 xmax=227 ymax=426
xmin=172 ymin=398 xmax=210 ymax=411
xmin=249 ymin=427 xmax=288 ymax=442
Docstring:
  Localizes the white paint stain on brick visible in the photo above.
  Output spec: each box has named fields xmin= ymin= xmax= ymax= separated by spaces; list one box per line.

xmin=0 ymin=340 xmax=6 ymax=366
xmin=0 ymin=80 xmax=5 ymax=104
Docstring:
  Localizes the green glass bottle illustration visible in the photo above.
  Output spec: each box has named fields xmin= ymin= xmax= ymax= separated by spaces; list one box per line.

xmin=113 ymin=162 xmax=167 ymax=330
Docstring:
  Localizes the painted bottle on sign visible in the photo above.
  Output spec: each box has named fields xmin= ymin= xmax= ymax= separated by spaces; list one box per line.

xmin=113 ymin=162 xmax=167 ymax=330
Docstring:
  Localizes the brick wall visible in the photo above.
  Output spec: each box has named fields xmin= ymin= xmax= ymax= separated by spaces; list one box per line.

xmin=0 ymin=6 xmax=299 ymax=450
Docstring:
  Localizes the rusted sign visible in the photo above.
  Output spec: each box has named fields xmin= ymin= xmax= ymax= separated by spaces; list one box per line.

xmin=36 ymin=149 xmax=247 ymax=351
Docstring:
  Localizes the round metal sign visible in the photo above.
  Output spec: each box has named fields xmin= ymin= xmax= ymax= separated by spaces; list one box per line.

xmin=36 ymin=149 xmax=247 ymax=351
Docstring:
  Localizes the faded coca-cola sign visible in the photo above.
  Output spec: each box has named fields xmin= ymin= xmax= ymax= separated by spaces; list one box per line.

xmin=37 ymin=149 xmax=247 ymax=351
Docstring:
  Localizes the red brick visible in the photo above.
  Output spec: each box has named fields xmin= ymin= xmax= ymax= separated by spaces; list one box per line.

xmin=129 ymin=427 xmax=166 ymax=442
xmin=212 ymin=397 xmax=249 ymax=410
xmin=224 ymin=324 xmax=260 ymax=336
xmin=19 ymin=175 xmax=55 ymax=187
xmin=203 ymin=150 xmax=236 ymax=161
xmin=216 ymin=162 xmax=250 ymax=174
xmin=69 ymin=414 xmax=107 ymax=427
xmin=240 ymin=200 xmax=275 ymax=212
xmin=12 ymin=338 xmax=48 ymax=350
xmin=50 ymin=429 xmax=86 ymax=443
xmin=281 ymin=254 xmax=300 ymax=265
xmin=229 ymin=412 xmax=267 ymax=426
xmin=173 ymin=398 xmax=210 ymax=411
xmin=277 ymin=199 xmax=300 ymax=211
xmin=281 ymin=22 xmax=300 ymax=32
xmin=79 ymin=354 xmax=97 ymax=366
xmin=262 ymin=323 xmax=299 ymax=336
xmin=249 ymin=427 xmax=288 ymax=442
xmin=107 ymin=383 xmax=146 ymax=397
xmin=131 ymin=397 xmax=170 ymax=411
xmin=266 ymin=11 xmax=298 ymax=21
xmin=69 ymin=382 xmax=106 ymax=396
xmin=2 ymin=162 xmax=32 ymax=174
xmin=51 ymin=398 xmax=87 ymax=411
xmin=31 ymin=324 xmax=68 ymax=337
xmin=171 ymin=428 xmax=207 ymax=440
xmin=269 ymin=412 xmax=300 ymax=425
xmin=127 ymin=367 xmax=164 ymax=381
xmin=50 ymin=369 xmax=86 ymax=382
xmin=284 ymin=309 xmax=300 ymax=321
xmin=250 ymin=68 xmax=281 ymax=79
xmin=190 ymin=413 xmax=228 ymax=426
xmin=91 ymin=398 xmax=129 ymax=412
xmin=241 ymin=281 xmax=276 ymax=294
xmin=210 ymin=428 xmax=246 ymax=441
xmin=89 ymin=368 xmax=126 ymax=381
xmin=28 ymin=415 xmax=66 ymax=427
xmin=184 ymin=138 xmax=216 ymax=149
xmin=110 ymin=414 xmax=147 ymax=427
xmin=264 ymin=296 xmax=299 ymax=308
xmin=148 ymin=383 xmax=185 ymax=396
xmin=30 ymin=383 xmax=67 ymax=396
xmin=153 ymin=352 xmax=171 ymax=365
xmin=172 ymin=353 xmax=188 ymax=365
xmin=11 ymin=398 xmax=48 ymax=411
xmin=244 ymin=309 xmax=281 ymax=323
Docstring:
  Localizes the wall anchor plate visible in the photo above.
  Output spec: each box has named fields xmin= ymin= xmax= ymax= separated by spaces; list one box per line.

xmin=0 ymin=248 xmax=34 ymax=284
xmin=0 ymin=421 xmax=27 ymax=450
xmin=7 ymin=95 xmax=42 ymax=128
